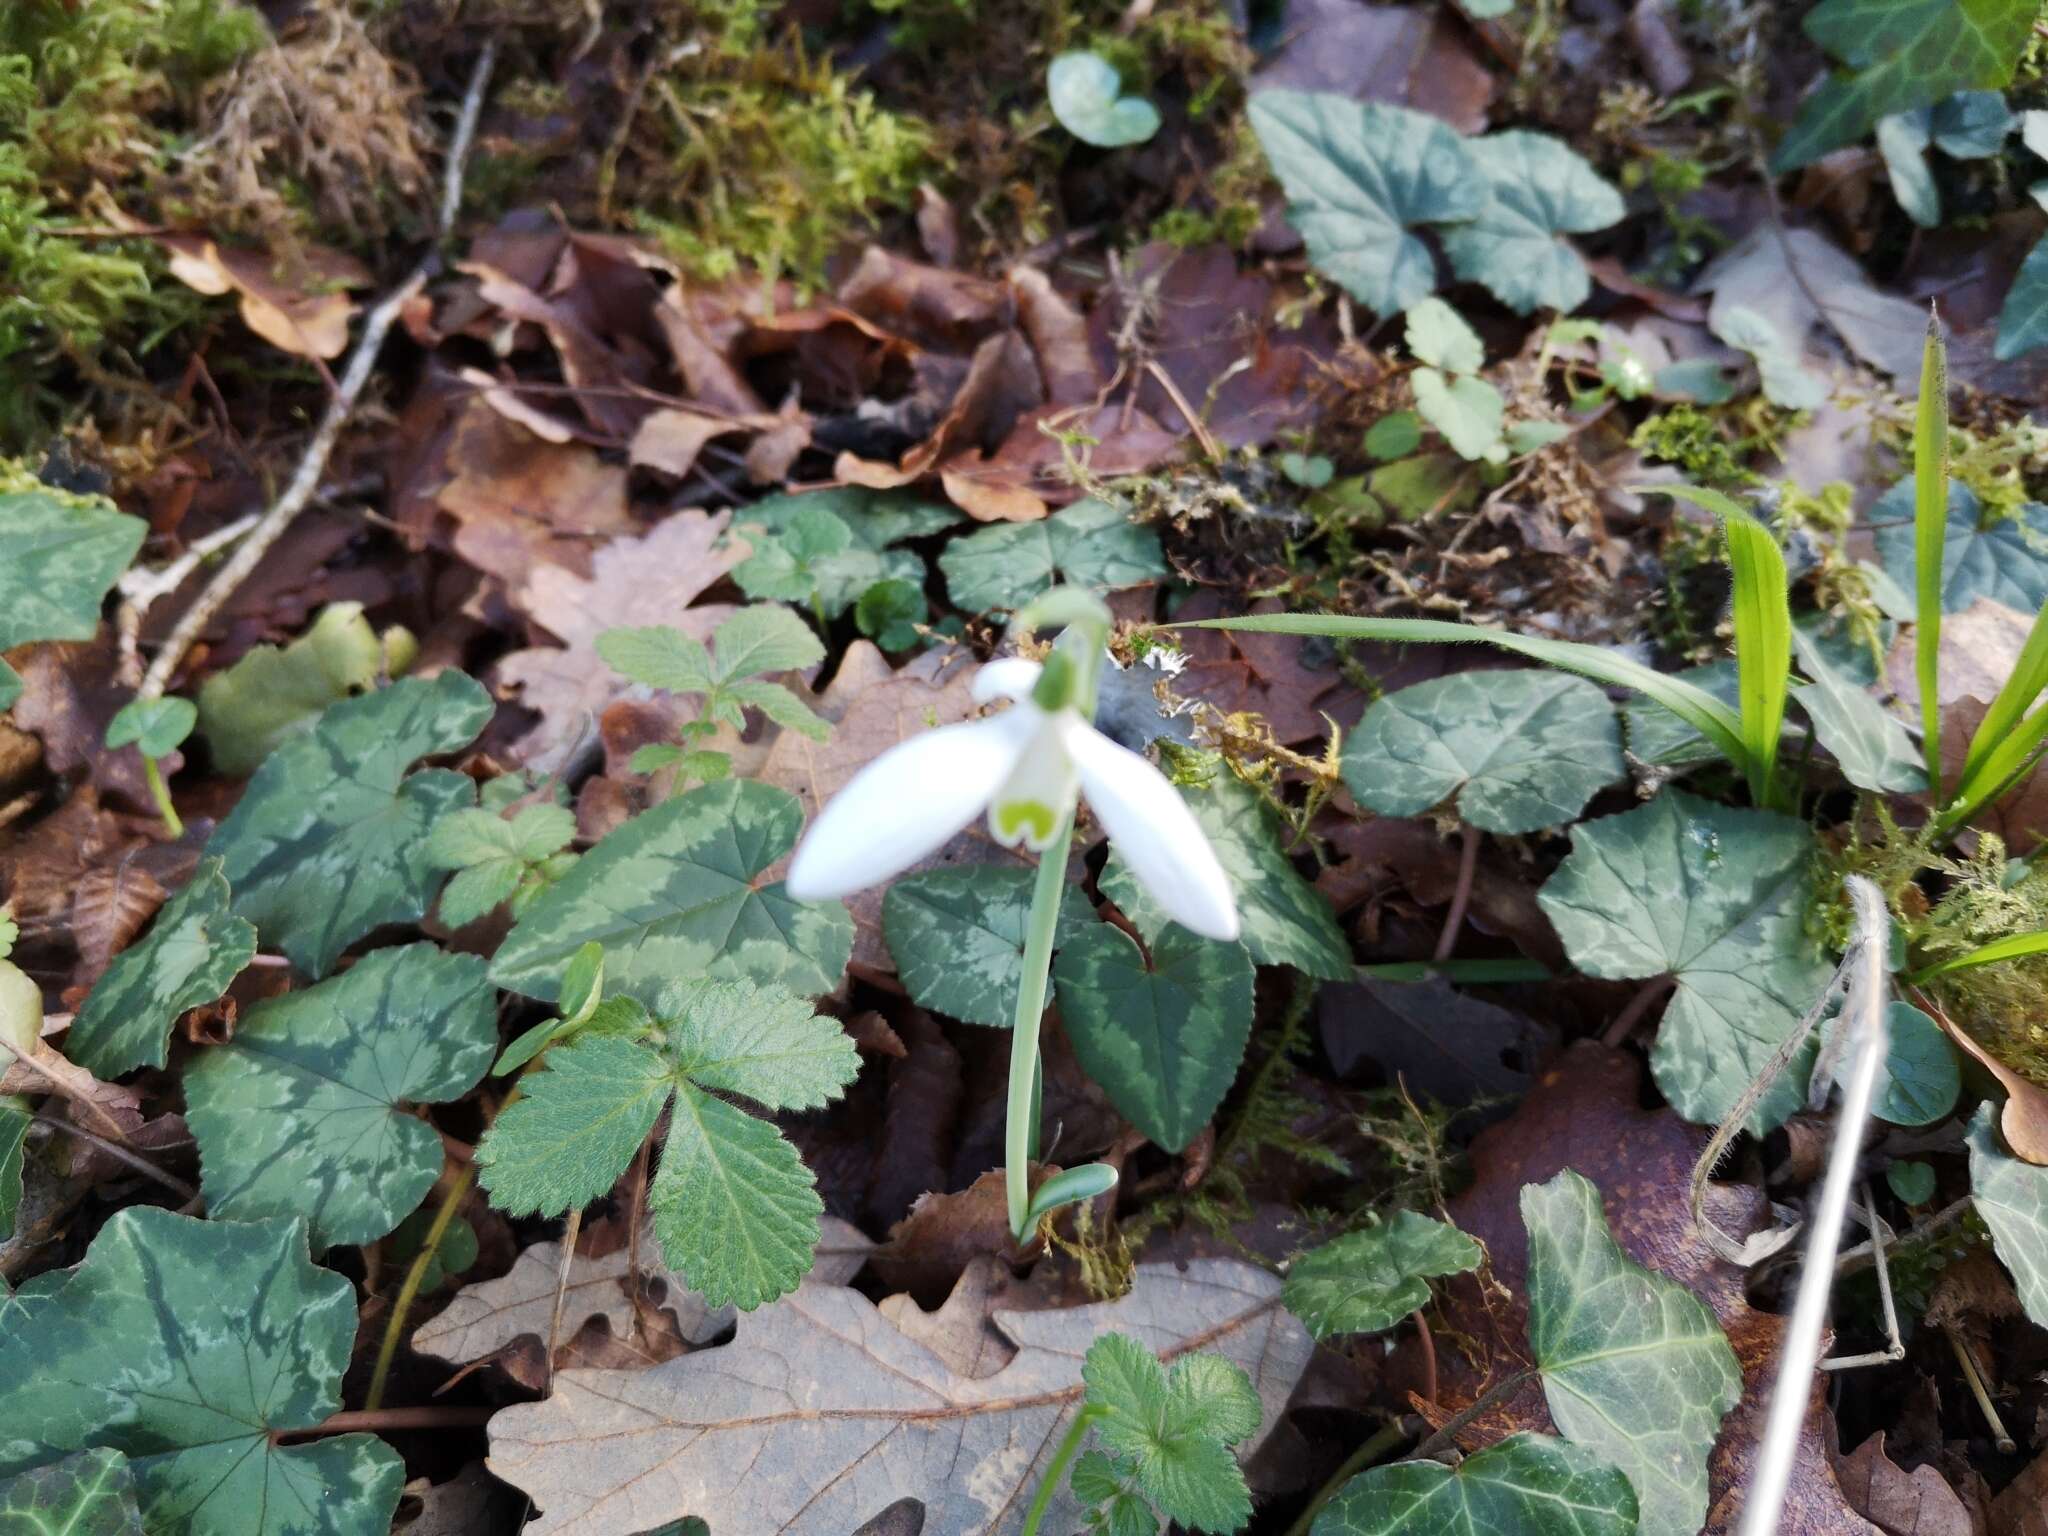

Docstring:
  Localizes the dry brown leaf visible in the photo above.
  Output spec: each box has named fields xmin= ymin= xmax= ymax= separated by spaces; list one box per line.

xmin=435 ymin=403 xmax=637 ymax=593
xmin=937 ymin=465 xmax=1048 ymax=523
xmin=457 ymin=367 xmax=580 ymax=444
xmin=458 ymin=261 xmax=648 ymax=440
xmin=485 ymin=1256 xmax=1310 ymax=1536
xmin=1007 ymin=266 xmax=1101 ymax=406
xmin=837 ymin=246 xmax=1013 ymax=351
xmin=628 ymin=407 xmax=750 ymax=479
xmin=1931 ymin=1007 xmax=2048 ymax=1165
xmin=1249 ymin=0 xmax=1495 ymax=132
xmin=69 ymin=863 xmax=169 ymax=986
xmin=1990 ymin=1449 xmax=2048 ymax=1536
xmin=157 ymin=236 xmax=368 ymax=360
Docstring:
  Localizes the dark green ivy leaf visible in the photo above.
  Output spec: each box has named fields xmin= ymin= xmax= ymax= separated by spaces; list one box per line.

xmin=1311 ymin=1432 xmax=1637 ymax=1536
xmin=1283 ymin=1212 xmax=1483 ymax=1340
xmin=0 ymin=1449 xmax=145 ymax=1536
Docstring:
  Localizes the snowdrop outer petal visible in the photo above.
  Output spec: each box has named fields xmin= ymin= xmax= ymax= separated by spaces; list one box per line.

xmin=1060 ymin=719 xmax=1241 ymax=942
xmin=988 ymin=712 xmax=1080 ymax=851
xmin=971 ymin=657 xmax=1042 ymax=705
xmin=786 ymin=710 xmax=1035 ymax=900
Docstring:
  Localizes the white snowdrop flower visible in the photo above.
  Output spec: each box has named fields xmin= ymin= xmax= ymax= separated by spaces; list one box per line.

xmin=786 ymin=653 xmax=1240 ymax=941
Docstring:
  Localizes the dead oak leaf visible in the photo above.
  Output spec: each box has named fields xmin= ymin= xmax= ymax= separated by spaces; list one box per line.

xmin=436 ymin=403 xmax=637 ymax=593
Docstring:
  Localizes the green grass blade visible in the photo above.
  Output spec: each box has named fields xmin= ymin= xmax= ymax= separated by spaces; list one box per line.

xmin=1915 ymin=308 xmax=1950 ymax=802
xmin=1960 ymin=599 xmax=2048 ymax=791
xmin=1720 ymin=509 xmax=1793 ymax=809
xmin=1171 ymin=612 xmax=1754 ymax=779
xmin=1907 ymin=929 xmax=2048 ymax=984
xmin=1934 ymin=702 xmax=2048 ymax=836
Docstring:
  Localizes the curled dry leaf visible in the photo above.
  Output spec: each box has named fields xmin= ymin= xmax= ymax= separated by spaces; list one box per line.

xmin=434 ymin=404 xmax=637 ymax=594
xmin=1931 ymin=1006 xmax=2048 ymax=1165
xmin=156 ymin=235 xmax=370 ymax=360
xmin=1834 ymin=1433 xmax=1975 ymax=1536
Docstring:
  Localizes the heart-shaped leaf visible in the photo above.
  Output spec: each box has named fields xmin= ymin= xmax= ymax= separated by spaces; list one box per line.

xmin=1537 ymin=792 xmax=1833 ymax=1130
xmin=0 ymin=1208 xmax=403 ymax=1536
xmin=1248 ymin=91 xmax=1486 ymax=316
xmin=103 ymin=696 xmax=196 ymax=760
xmin=1283 ymin=1212 xmax=1483 ymax=1340
xmin=491 ymin=778 xmax=853 ymax=1006
xmin=1873 ymin=477 xmax=2048 ymax=613
xmin=1847 ymin=1002 xmax=1960 ymax=1127
xmin=1310 ymin=1432 xmax=1638 ymax=1536
xmin=939 ymin=498 xmax=1166 ymax=614
xmin=1048 ymin=51 xmax=1161 ymax=148
xmin=0 ymin=1448 xmax=145 ymax=1536
xmin=1441 ymin=130 xmax=1625 ymax=315
xmin=881 ymin=866 xmax=1098 ymax=1028
xmin=1968 ymin=1103 xmax=2048 ymax=1327
xmin=1789 ymin=628 xmax=1925 ymax=794
xmin=1343 ymin=670 xmax=1624 ymax=833
xmin=67 ymin=858 xmax=257 ymax=1078
xmin=204 ymin=671 xmax=494 ymax=977
xmin=0 ymin=486 xmax=146 ymax=713
xmin=184 ymin=944 xmax=497 ymax=1248
xmin=1054 ymin=922 xmax=1254 ymax=1153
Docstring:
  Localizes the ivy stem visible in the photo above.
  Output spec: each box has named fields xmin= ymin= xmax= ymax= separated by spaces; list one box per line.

xmin=1006 ymin=808 xmax=1076 ymax=1241
xmin=142 ymin=755 xmax=183 ymax=838
xmin=365 ymin=1166 xmax=474 ymax=1411
xmin=1018 ymin=1403 xmax=1103 ymax=1536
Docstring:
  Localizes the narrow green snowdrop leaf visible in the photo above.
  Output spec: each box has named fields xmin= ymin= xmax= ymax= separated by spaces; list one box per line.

xmin=1968 ymin=1104 xmax=2048 ymax=1327
xmin=1720 ymin=508 xmax=1794 ymax=807
xmin=103 ymin=697 xmax=195 ymax=760
xmin=0 ymin=1448 xmax=144 ymax=1536
xmin=1102 ymin=774 xmax=1352 ymax=979
xmin=1889 ymin=1159 xmax=1938 ymax=1204
xmin=1026 ymin=1162 xmax=1120 ymax=1228
xmin=1995 ymin=233 xmax=2048 ymax=359
xmin=1048 ymin=51 xmax=1160 ymax=148
xmin=1523 ymin=1170 xmax=1742 ymax=1536
xmin=1055 ymin=923 xmax=1254 ymax=1154
xmin=1914 ymin=314 xmax=1950 ymax=799
xmin=1846 ymin=1002 xmax=1960 ymax=1127
xmin=67 ymin=859 xmax=256 ymax=1078
xmin=1772 ymin=0 xmax=2035 ymax=171
xmin=1960 ymin=598 xmax=2048 ymax=791
xmin=1403 ymin=298 xmax=1484 ymax=374
xmin=1247 ymin=91 xmax=1487 ymax=316
xmin=1342 ymin=670 xmax=1623 ymax=833
xmin=1872 ymin=479 xmax=2048 ymax=614
xmin=1412 ymin=369 xmax=1505 ymax=461
xmin=0 ymin=1098 xmax=27 ymax=1244
xmin=204 ymin=671 xmax=493 ymax=977
xmin=195 ymin=602 xmax=399 ymax=778
xmin=184 ymin=944 xmax=497 ymax=1249
xmin=1283 ymin=1211 xmax=1482 ymax=1340
xmin=1310 ymin=1432 xmax=1638 ymax=1536
xmin=1442 ymin=130 xmax=1626 ymax=315
xmin=1789 ymin=629 xmax=1926 ymax=794
xmin=476 ymin=1033 xmax=674 ymax=1217
xmin=1083 ymin=1333 xmax=1260 ymax=1534
xmin=1909 ymin=928 xmax=2048 ymax=982
xmin=491 ymin=778 xmax=853 ymax=1006
xmin=0 ymin=1208 xmax=403 ymax=1536
xmin=940 ymin=498 xmax=1166 ymax=613
xmin=1876 ymin=110 xmax=1942 ymax=226
xmin=0 ymin=486 xmax=146 ymax=714
xmin=1538 ymin=793 xmax=1832 ymax=1130
xmin=881 ymin=866 xmax=1096 ymax=1028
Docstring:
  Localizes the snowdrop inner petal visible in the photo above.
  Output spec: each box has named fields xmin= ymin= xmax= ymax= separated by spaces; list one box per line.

xmin=988 ymin=710 xmax=1080 ymax=851
xmin=786 ymin=709 xmax=1036 ymax=900
xmin=1059 ymin=718 xmax=1241 ymax=942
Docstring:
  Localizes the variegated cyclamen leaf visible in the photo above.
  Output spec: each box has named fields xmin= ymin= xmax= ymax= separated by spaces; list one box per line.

xmin=1054 ymin=922 xmax=1255 ymax=1154
xmin=0 ymin=486 xmax=147 ymax=713
xmin=881 ymin=866 xmax=1098 ymax=1028
xmin=1440 ymin=130 xmax=1626 ymax=315
xmin=491 ymin=779 xmax=853 ymax=1007
xmin=67 ymin=859 xmax=257 ymax=1078
xmin=0 ymin=1208 xmax=403 ymax=1536
xmin=0 ymin=1097 xmax=26 ymax=1243
xmin=1311 ymin=1432 xmax=1638 ymax=1536
xmin=1283 ymin=1212 xmax=1483 ymax=1340
xmin=204 ymin=671 xmax=495 ymax=977
xmin=0 ymin=1448 xmax=145 ymax=1536
xmin=184 ymin=944 xmax=497 ymax=1249
xmin=938 ymin=499 xmax=1167 ymax=614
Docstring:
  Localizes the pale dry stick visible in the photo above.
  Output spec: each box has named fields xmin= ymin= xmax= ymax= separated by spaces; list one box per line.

xmin=1944 ymin=1324 xmax=2018 ymax=1453
xmin=113 ymin=510 xmax=258 ymax=688
xmin=545 ymin=1206 xmax=583 ymax=1392
xmin=136 ymin=40 xmax=498 ymax=701
xmin=1819 ymin=1185 xmax=1903 ymax=1370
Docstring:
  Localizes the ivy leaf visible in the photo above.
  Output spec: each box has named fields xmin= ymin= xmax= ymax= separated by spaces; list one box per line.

xmin=1342 ymin=671 xmax=1624 ymax=833
xmin=476 ymin=1034 xmax=674 ymax=1217
xmin=1789 ymin=628 xmax=1926 ymax=794
xmin=880 ymin=866 xmax=1097 ymax=1028
xmin=0 ymin=486 xmax=146 ymax=713
xmin=1103 ymin=775 xmax=1352 ymax=980
xmin=1844 ymin=1002 xmax=1960 ymax=1127
xmin=1247 ymin=91 xmax=1486 ymax=316
xmin=1537 ymin=792 xmax=1832 ymax=1130
xmin=1048 ymin=51 xmax=1161 ymax=148
xmin=1522 ymin=1170 xmax=1743 ymax=1536
xmin=67 ymin=858 xmax=256 ymax=1078
xmin=1967 ymin=1103 xmax=2048 ymax=1327
xmin=204 ymin=671 xmax=494 ymax=977
xmin=1412 ymin=369 xmax=1505 ymax=461
xmin=1082 ymin=1333 xmax=1259 ymax=1534
xmin=1996 ymin=233 xmax=2048 ymax=360
xmin=0 ymin=1208 xmax=404 ymax=1536
xmin=939 ymin=499 xmax=1167 ymax=613
xmin=491 ymin=778 xmax=853 ymax=1007
xmin=183 ymin=944 xmax=497 ymax=1249
xmin=0 ymin=1097 xmax=27 ymax=1244
xmin=1054 ymin=923 xmax=1254 ymax=1154
xmin=1441 ymin=131 xmax=1625 ymax=315
xmin=103 ymin=697 xmax=195 ymax=760
xmin=1310 ymin=1433 xmax=1638 ymax=1536
xmin=0 ymin=1448 xmax=145 ymax=1536
xmin=1282 ymin=1212 xmax=1483 ymax=1340
xmin=195 ymin=602 xmax=396 ymax=778
xmin=1872 ymin=477 xmax=2048 ymax=612
xmin=1772 ymin=0 xmax=2035 ymax=171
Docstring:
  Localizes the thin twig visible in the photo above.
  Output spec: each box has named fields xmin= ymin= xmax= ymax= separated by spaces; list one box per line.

xmin=34 ymin=1109 xmax=196 ymax=1201
xmin=1836 ymin=1195 xmax=1970 ymax=1276
xmin=1601 ymin=974 xmax=1675 ymax=1048
xmin=1412 ymin=1369 xmax=1536 ymax=1462
xmin=1432 ymin=823 xmax=1480 ymax=964
xmin=1945 ymin=1324 xmax=2017 ymax=1454
xmin=546 ymin=1207 xmax=582 ymax=1392
xmin=275 ymin=1405 xmax=494 ymax=1441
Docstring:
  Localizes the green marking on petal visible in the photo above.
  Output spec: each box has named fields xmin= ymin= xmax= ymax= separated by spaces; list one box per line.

xmin=995 ymin=798 xmax=1057 ymax=845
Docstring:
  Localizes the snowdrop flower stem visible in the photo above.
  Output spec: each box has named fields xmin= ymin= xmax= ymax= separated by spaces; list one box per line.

xmin=1006 ymin=804 xmax=1077 ymax=1239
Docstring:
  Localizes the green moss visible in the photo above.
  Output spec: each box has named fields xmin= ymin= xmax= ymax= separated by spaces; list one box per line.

xmin=1629 ymin=404 xmax=1753 ymax=486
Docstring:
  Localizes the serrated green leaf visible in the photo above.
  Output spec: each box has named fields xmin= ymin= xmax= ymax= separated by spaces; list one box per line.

xmin=491 ymin=779 xmax=853 ymax=1005
xmin=711 ymin=604 xmax=826 ymax=682
xmin=1441 ymin=130 xmax=1625 ymax=315
xmin=1048 ymin=51 xmax=1160 ymax=148
xmin=204 ymin=671 xmax=493 ymax=977
xmin=1247 ymin=91 xmax=1486 ymax=315
xmin=1522 ymin=1170 xmax=1742 ymax=1536
xmin=1310 ymin=1432 xmax=1638 ymax=1536
xmin=509 ymin=802 xmax=577 ymax=859
xmin=0 ymin=1208 xmax=403 ymax=1536
xmin=1083 ymin=1335 xmax=1258 ymax=1534
xmin=425 ymin=807 xmax=524 ymax=866
xmin=733 ymin=505 xmax=861 ymax=607
xmin=476 ymin=1035 xmax=674 ymax=1216
xmin=438 ymin=861 xmax=528 ymax=928
xmin=0 ymin=1099 xmax=27 ymax=1245
xmin=1873 ymin=477 xmax=2048 ymax=613
xmin=1537 ymin=792 xmax=1832 ymax=1130
xmin=102 ymin=697 xmax=195 ymax=760
xmin=1844 ymin=1002 xmax=1960 ymax=1126
xmin=731 ymin=490 xmax=955 ymax=620
xmin=596 ymin=626 xmax=715 ymax=694
xmin=653 ymin=1083 xmax=824 ymax=1310
xmin=1102 ymin=775 xmax=1351 ymax=979
xmin=66 ymin=859 xmax=256 ymax=1078
xmin=1968 ymin=1103 xmax=2048 ymax=1327
xmin=1283 ymin=1212 xmax=1483 ymax=1340
xmin=939 ymin=499 xmax=1166 ymax=613
xmin=659 ymin=978 xmax=858 ymax=1110
xmin=195 ymin=603 xmax=391 ymax=778
xmin=1412 ymin=368 xmax=1505 ymax=461
xmin=724 ymin=678 xmax=831 ymax=740
xmin=1403 ymin=298 xmax=1484 ymax=374
xmin=1070 ymin=1451 xmax=1154 ymax=1536
xmin=1995 ymin=233 xmax=2048 ymax=360
xmin=881 ymin=865 xmax=1096 ymax=1028
xmin=1789 ymin=628 xmax=1926 ymax=794
xmin=1055 ymin=923 xmax=1254 ymax=1154
xmin=0 ymin=487 xmax=146 ymax=715
xmin=1342 ymin=670 xmax=1623 ymax=833
xmin=0 ymin=1448 xmax=144 ymax=1536
xmin=184 ymin=944 xmax=497 ymax=1248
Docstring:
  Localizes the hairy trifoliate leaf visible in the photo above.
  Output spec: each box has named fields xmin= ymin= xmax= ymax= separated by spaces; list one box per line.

xmin=427 ymin=802 xmax=579 ymax=927
xmin=1081 ymin=1333 xmax=1260 ymax=1535
xmin=1283 ymin=1212 xmax=1483 ymax=1340
xmin=477 ymin=1034 xmax=674 ymax=1217
xmin=1412 ymin=369 xmax=1504 ymax=461
xmin=881 ymin=865 xmax=1097 ymax=1028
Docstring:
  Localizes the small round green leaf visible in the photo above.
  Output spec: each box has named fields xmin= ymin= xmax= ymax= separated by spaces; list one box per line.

xmin=1048 ymin=52 xmax=1160 ymax=148
xmin=1847 ymin=1002 xmax=1960 ymax=1127
xmin=1887 ymin=1158 xmax=1937 ymax=1205
xmin=103 ymin=696 xmax=196 ymax=759
xmin=1283 ymin=1212 xmax=1483 ymax=1340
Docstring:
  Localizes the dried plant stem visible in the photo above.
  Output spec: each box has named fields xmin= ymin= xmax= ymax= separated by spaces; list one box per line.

xmin=1411 ymin=1368 xmax=1536 ymax=1462
xmin=365 ymin=1165 xmax=473 ymax=1412
xmin=1433 ymin=823 xmax=1480 ymax=963
xmin=546 ymin=1207 xmax=582 ymax=1392
xmin=34 ymin=1108 xmax=195 ymax=1201
xmin=275 ymin=1405 xmax=493 ymax=1441
xmin=1601 ymin=974 xmax=1675 ymax=1048
xmin=1945 ymin=1324 xmax=2017 ymax=1454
